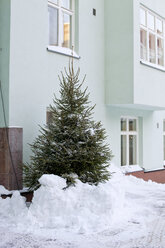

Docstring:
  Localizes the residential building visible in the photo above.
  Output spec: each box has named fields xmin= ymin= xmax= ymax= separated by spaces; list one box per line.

xmin=1 ymin=0 xmax=165 ymax=189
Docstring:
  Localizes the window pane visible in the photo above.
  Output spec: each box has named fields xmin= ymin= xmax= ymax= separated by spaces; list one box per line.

xmin=140 ymin=29 xmax=147 ymax=61
xmin=121 ymin=118 xmax=127 ymax=131
xmin=148 ymin=12 xmax=155 ymax=30
xmin=129 ymin=135 xmax=137 ymax=165
xmin=157 ymin=38 xmax=164 ymax=66
xmin=61 ymin=0 xmax=70 ymax=9
xmin=121 ymin=135 xmax=127 ymax=166
xmin=129 ymin=119 xmax=137 ymax=131
xmin=163 ymin=121 xmax=165 ymax=132
xmin=140 ymin=8 xmax=146 ymax=26
xmin=164 ymin=136 xmax=165 ymax=161
xmin=156 ymin=18 xmax=163 ymax=35
xmin=48 ymin=6 xmax=58 ymax=46
xmin=149 ymin=33 xmax=156 ymax=64
xmin=62 ymin=13 xmax=71 ymax=48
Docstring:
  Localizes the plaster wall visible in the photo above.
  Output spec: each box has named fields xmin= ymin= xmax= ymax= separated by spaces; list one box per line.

xmin=105 ymin=0 xmax=134 ymax=105
xmin=105 ymin=106 xmax=164 ymax=170
xmin=6 ymin=0 xmax=165 ymax=170
xmin=9 ymin=0 xmax=106 ymax=163
xmin=133 ymin=0 xmax=165 ymax=108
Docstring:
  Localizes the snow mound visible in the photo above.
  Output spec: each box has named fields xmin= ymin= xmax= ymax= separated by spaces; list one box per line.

xmin=1 ymin=164 xmax=164 ymax=235
xmin=28 ymin=171 xmax=125 ymax=233
xmin=0 ymin=191 xmax=27 ymax=222
xmin=0 ymin=185 xmax=11 ymax=195
xmin=121 ymin=165 xmax=143 ymax=173
xmin=108 ymin=163 xmax=124 ymax=174
xmin=39 ymin=174 xmax=66 ymax=189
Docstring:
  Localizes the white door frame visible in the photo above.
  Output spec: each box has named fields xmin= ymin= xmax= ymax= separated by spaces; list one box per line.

xmin=121 ymin=116 xmax=139 ymax=166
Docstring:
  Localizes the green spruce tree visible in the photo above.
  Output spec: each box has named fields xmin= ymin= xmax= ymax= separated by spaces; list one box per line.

xmin=24 ymin=63 xmax=113 ymax=189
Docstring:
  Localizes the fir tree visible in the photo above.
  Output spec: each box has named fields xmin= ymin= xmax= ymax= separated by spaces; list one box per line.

xmin=24 ymin=63 xmax=113 ymax=189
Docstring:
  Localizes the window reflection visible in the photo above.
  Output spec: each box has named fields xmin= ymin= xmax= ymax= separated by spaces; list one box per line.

xmin=61 ymin=0 xmax=70 ymax=9
xmin=121 ymin=118 xmax=127 ymax=131
xmin=62 ymin=13 xmax=71 ymax=48
xmin=140 ymin=8 xmax=146 ymax=26
xmin=121 ymin=135 xmax=127 ymax=166
xmin=140 ymin=29 xmax=147 ymax=61
xmin=149 ymin=33 xmax=156 ymax=64
xmin=129 ymin=119 xmax=137 ymax=131
xmin=157 ymin=38 xmax=164 ymax=66
xmin=48 ymin=6 xmax=58 ymax=46
xmin=148 ymin=13 xmax=155 ymax=30
xmin=129 ymin=136 xmax=137 ymax=165
xmin=156 ymin=18 xmax=163 ymax=35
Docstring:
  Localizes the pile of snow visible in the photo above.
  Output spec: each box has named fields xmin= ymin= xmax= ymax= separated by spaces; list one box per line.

xmin=121 ymin=164 xmax=143 ymax=173
xmin=0 ymin=185 xmax=11 ymax=195
xmin=0 ymin=191 xmax=28 ymax=223
xmin=28 ymin=172 xmax=125 ymax=233
xmin=0 ymin=164 xmax=165 ymax=234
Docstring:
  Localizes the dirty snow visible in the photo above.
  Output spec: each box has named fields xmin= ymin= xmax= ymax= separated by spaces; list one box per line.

xmin=0 ymin=164 xmax=165 ymax=247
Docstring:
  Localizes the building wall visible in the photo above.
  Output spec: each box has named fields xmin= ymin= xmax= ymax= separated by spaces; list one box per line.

xmin=5 ymin=0 xmax=165 ymax=171
xmin=9 ymin=0 xmax=106 ymax=163
xmin=0 ymin=0 xmax=10 ymax=127
xmin=133 ymin=0 xmax=165 ymax=109
xmin=103 ymin=0 xmax=165 ymax=170
xmin=105 ymin=0 xmax=134 ymax=105
xmin=105 ymin=106 xmax=164 ymax=170
xmin=105 ymin=0 xmax=165 ymax=110
xmin=132 ymin=0 xmax=165 ymax=169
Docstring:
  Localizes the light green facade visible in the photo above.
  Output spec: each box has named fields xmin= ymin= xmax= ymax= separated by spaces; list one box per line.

xmin=0 ymin=0 xmax=10 ymax=127
xmin=105 ymin=0 xmax=134 ymax=105
xmin=105 ymin=0 xmax=165 ymax=110
xmin=1 ymin=0 xmax=165 ymax=171
xmin=134 ymin=0 xmax=165 ymax=109
xmin=8 ymin=0 xmax=106 ymax=163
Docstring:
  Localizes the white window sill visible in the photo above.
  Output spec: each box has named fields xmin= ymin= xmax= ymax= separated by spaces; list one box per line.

xmin=140 ymin=60 xmax=165 ymax=72
xmin=47 ymin=46 xmax=80 ymax=59
xmin=144 ymin=167 xmax=165 ymax=172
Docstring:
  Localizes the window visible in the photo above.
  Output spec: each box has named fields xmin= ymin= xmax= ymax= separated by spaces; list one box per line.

xmin=121 ymin=117 xmax=138 ymax=166
xmin=140 ymin=6 xmax=165 ymax=68
xmin=48 ymin=0 xmax=74 ymax=50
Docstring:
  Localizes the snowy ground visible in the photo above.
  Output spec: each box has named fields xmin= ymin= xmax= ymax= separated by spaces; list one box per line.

xmin=0 ymin=165 xmax=165 ymax=248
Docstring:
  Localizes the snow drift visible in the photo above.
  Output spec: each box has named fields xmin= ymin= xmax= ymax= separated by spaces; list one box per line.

xmin=28 ymin=165 xmax=125 ymax=233
xmin=0 ymin=164 xmax=164 ymax=234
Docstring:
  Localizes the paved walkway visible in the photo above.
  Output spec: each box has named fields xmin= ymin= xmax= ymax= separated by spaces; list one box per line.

xmin=107 ymin=192 xmax=165 ymax=248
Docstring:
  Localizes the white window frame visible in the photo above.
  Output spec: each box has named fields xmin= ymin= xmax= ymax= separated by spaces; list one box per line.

xmin=121 ymin=117 xmax=139 ymax=166
xmin=140 ymin=5 xmax=165 ymax=71
xmin=47 ymin=0 xmax=79 ymax=58
xmin=163 ymin=120 xmax=165 ymax=166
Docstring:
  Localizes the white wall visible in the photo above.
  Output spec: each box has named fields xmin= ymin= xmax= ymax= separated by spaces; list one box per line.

xmin=133 ymin=0 xmax=165 ymax=108
xmin=105 ymin=106 xmax=164 ymax=170
xmin=8 ymin=0 xmax=165 ymax=170
xmin=9 ymin=0 xmax=107 ymax=163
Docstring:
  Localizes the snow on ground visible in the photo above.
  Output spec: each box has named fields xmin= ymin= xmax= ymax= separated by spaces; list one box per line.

xmin=121 ymin=164 xmax=143 ymax=173
xmin=0 ymin=165 xmax=165 ymax=247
